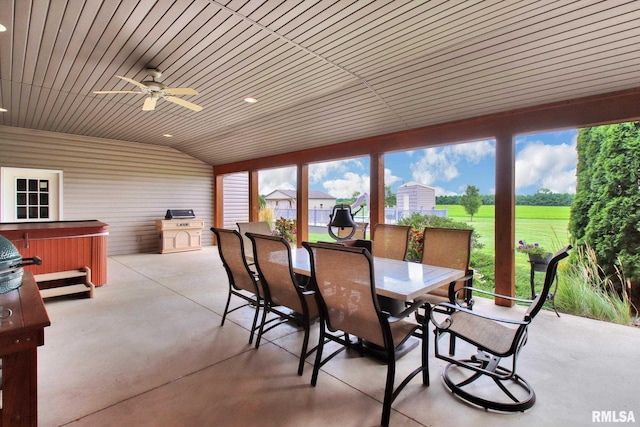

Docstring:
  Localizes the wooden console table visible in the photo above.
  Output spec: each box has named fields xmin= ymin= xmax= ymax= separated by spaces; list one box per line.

xmin=0 ymin=220 xmax=108 ymax=286
xmin=0 ymin=272 xmax=51 ymax=426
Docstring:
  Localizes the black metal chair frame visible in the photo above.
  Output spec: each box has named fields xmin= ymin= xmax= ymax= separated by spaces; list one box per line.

xmin=430 ymin=245 xmax=571 ymax=412
xmin=304 ymin=241 xmax=430 ymax=427
xmin=529 ymin=258 xmax=561 ymax=317
xmin=247 ymin=232 xmax=319 ymax=375
xmin=211 ymin=227 xmax=263 ymax=344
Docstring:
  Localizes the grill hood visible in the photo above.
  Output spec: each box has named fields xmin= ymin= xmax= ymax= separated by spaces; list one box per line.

xmin=0 ymin=234 xmax=42 ymax=293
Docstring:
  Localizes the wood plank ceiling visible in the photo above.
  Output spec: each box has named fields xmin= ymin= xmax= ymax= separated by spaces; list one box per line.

xmin=1 ymin=0 xmax=639 ymax=166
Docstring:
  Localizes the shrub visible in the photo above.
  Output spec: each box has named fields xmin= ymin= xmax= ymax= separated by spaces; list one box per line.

xmin=259 ymin=207 xmax=274 ymax=228
xmin=555 ymin=243 xmax=636 ymax=325
xmin=273 ymin=217 xmax=296 ymax=243
xmin=398 ymin=213 xmax=483 ymax=261
xmin=469 ymin=251 xmax=494 ymax=293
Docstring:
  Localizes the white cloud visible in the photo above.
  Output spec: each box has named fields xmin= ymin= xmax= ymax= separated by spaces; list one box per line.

xmin=259 ymin=158 xmax=371 ymax=196
xmin=384 ymin=168 xmax=401 ymax=186
xmin=258 ymin=167 xmax=296 ymax=194
xmin=410 ymin=140 xmax=495 ymax=185
xmin=448 ymin=139 xmax=495 ymax=163
xmin=515 ymin=136 xmax=577 ymax=193
xmin=309 ymin=158 xmax=365 ymax=183
xmin=323 ymin=172 xmax=370 ymax=198
xmin=433 ymin=186 xmax=458 ymax=196
xmin=309 ymin=161 xmax=346 ymax=183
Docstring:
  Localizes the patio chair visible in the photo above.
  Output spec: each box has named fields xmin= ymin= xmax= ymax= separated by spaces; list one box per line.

xmin=430 ymin=245 xmax=571 ymax=412
xmin=371 ymin=224 xmax=411 ymax=260
xmin=337 ymin=221 xmax=368 ymax=239
xmin=237 ymin=221 xmax=272 ymax=261
xmin=211 ymin=227 xmax=263 ymax=345
xmin=303 ymin=241 xmax=430 ymax=427
xmin=420 ymin=227 xmax=475 ymax=308
xmin=247 ymin=232 xmax=319 ymax=375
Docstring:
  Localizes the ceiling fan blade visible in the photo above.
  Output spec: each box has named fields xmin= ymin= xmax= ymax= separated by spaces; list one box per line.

xmin=165 ymin=96 xmax=203 ymax=112
xmin=164 ymin=87 xmax=198 ymax=96
xmin=142 ymin=97 xmax=157 ymax=111
xmin=116 ymin=75 xmax=148 ymax=89
xmin=93 ymin=90 xmax=140 ymax=94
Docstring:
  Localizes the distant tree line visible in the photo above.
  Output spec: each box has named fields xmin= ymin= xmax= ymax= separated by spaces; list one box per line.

xmin=436 ymin=188 xmax=574 ymax=206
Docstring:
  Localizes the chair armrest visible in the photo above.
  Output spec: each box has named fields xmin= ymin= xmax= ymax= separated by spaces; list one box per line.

xmin=431 ymin=302 xmax=530 ymax=328
xmin=456 ymin=286 xmax=532 ymax=304
xmin=387 ymin=299 xmax=429 ymax=323
xmin=451 ymin=273 xmax=473 ymax=285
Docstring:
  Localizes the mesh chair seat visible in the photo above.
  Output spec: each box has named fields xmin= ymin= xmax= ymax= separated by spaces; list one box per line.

xmin=445 ymin=311 xmax=519 ymax=355
xmin=389 ymin=320 xmax=422 ymax=349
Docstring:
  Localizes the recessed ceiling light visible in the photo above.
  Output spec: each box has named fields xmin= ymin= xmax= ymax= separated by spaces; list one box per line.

xmin=0 ymin=108 xmax=7 ymax=112
xmin=244 ymin=97 xmax=257 ymax=103
xmin=163 ymin=134 xmax=172 ymax=137
xmin=0 ymin=24 xmax=6 ymax=32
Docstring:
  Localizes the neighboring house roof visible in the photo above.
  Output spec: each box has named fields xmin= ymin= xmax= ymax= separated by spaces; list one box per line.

xmin=264 ymin=189 xmax=335 ymax=199
xmin=264 ymin=189 xmax=295 ymax=199
xmin=398 ymin=182 xmax=436 ymax=190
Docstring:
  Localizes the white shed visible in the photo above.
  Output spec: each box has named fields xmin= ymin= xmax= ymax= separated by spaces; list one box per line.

xmin=397 ymin=182 xmax=436 ymax=212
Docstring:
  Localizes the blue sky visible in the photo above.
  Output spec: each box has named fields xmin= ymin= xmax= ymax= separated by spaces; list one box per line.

xmin=258 ymin=129 xmax=578 ymax=198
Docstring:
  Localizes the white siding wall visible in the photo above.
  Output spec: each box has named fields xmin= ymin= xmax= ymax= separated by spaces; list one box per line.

xmin=222 ymin=172 xmax=249 ymax=229
xmin=0 ymin=125 xmax=213 ymax=255
xmin=417 ymin=188 xmax=436 ymax=210
xmin=308 ymin=198 xmax=334 ymax=209
xmin=397 ymin=185 xmax=436 ymax=211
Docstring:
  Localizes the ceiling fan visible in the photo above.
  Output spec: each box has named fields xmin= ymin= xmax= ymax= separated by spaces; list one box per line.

xmin=93 ymin=69 xmax=203 ymax=112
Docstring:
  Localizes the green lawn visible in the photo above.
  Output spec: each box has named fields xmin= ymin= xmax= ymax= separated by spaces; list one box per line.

xmin=441 ymin=205 xmax=571 ymax=298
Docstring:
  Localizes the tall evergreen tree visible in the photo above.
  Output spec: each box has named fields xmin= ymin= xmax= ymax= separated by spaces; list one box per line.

xmin=570 ymin=127 xmax=603 ymax=241
xmin=573 ymin=122 xmax=640 ymax=304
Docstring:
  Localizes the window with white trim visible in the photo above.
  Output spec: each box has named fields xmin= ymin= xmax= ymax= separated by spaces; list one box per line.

xmin=1 ymin=167 xmax=63 ymax=222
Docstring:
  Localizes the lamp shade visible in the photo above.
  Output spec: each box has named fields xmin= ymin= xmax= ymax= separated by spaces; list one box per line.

xmin=328 ymin=204 xmax=357 ymax=240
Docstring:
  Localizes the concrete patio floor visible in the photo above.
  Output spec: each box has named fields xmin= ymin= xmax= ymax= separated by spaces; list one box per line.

xmin=38 ymin=246 xmax=640 ymax=426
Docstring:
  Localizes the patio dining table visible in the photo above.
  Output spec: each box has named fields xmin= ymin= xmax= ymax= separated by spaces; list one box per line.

xmin=248 ymin=244 xmax=465 ymax=359
xmin=288 ymin=246 xmax=465 ymax=305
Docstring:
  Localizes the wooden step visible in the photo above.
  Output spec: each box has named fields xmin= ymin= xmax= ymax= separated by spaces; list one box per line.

xmin=35 ymin=267 xmax=95 ymax=298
